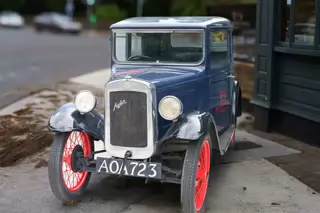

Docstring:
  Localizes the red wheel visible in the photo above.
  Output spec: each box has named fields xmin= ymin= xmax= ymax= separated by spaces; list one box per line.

xmin=229 ymin=89 xmax=237 ymax=150
xmin=48 ymin=132 xmax=93 ymax=202
xmin=181 ymin=134 xmax=212 ymax=213
xmin=195 ymin=140 xmax=211 ymax=211
xmin=62 ymin=132 xmax=92 ymax=192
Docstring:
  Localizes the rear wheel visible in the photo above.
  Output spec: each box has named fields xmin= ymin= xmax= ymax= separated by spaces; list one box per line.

xmin=229 ymin=89 xmax=237 ymax=150
xmin=48 ymin=131 xmax=93 ymax=202
xmin=181 ymin=134 xmax=212 ymax=213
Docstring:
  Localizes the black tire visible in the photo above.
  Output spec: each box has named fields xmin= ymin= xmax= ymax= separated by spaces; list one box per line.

xmin=181 ymin=133 xmax=212 ymax=213
xmin=229 ymin=88 xmax=238 ymax=150
xmin=48 ymin=132 xmax=93 ymax=202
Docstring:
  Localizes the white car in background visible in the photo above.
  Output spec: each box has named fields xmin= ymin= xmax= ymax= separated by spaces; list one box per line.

xmin=0 ymin=11 xmax=25 ymax=28
xmin=34 ymin=12 xmax=82 ymax=35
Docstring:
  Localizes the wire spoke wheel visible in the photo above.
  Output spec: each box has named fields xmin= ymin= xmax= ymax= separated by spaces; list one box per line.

xmin=61 ymin=132 xmax=92 ymax=192
xmin=195 ymin=140 xmax=211 ymax=211
xmin=48 ymin=131 xmax=93 ymax=202
xmin=181 ymin=134 xmax=212 ymax=213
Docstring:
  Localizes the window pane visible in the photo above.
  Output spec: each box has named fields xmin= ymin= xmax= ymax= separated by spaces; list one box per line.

xmin=113 ymin=32 xmax=204 ymax=65
xmin=281 ymin=0 xmax=291 ymax=42
xmin=294 ymin=0 xmax=316 ymax=44
xmin=170 ymin=33 xmax=202 ymax=48
xmin=209 ymin=30 xmax=229 ymax=65
xmin=114 ymin=33 xmax=127 ymax=61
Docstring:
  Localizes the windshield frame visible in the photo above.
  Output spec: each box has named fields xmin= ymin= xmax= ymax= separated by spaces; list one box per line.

xmin=111 ymin=29 xmax=206 ymax=66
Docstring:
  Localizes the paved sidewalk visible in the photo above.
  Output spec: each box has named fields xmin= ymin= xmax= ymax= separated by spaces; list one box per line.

xmin=0 ymin=68 xmax=320 ymax=213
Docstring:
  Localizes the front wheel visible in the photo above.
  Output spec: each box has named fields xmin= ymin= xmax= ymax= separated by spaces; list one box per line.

xmin=48 ymin=131 xmax=93 ymax=202
xmin=181 ymin=134 xmax=212 ymax=213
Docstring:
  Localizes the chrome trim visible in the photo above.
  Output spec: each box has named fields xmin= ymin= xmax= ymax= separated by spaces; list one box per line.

xmin=104 ymin=78 xmax=158 ymax=159
xmin=111 ymin=29 xmax=206 ymax=67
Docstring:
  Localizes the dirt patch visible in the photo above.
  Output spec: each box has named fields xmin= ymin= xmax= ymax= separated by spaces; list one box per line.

xmin=0 ymin=89 xmax=67 ymax=167
xmin=0 ymin=114 xmax=53 ymax=167
xmin=34 ymin=159 xmax=48 ymax=169
xmin=0 ymin=85 xmax=104 ymax=167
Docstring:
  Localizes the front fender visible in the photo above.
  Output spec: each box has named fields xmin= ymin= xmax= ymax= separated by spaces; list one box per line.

xmin=48 ymin=103 xmax=105 ymax=141
xmin=161 ymin=111 xmax=216 ymax=142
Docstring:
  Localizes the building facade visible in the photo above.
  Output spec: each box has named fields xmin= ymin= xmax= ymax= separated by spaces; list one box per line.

xmin=253 ymin=0 xmax=320 ymax=144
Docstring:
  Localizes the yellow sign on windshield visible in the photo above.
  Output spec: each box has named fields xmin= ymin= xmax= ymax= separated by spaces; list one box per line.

xmin=212 ymin=32 xmax=225 ymax=42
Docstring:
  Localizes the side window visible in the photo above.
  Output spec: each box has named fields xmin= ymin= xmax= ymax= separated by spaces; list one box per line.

xmin=209 ymin=30 xmax=229 ymax=65
xmin=131 ymin=33 xmax=142 ymax=56
xmin=114 ymin=32 xmax=127 ymax=61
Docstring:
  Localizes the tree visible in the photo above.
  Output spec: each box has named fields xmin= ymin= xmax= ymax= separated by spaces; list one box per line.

xmin=171 ymin=0 xmax=209 ymax=16
xmin=170 ymin=0 xmax=256 ymax=16
xmin=45 ymin=0 xmax=65 ymax=12
xmin=0 ymin=0 xmax=26 ymax=11
xmin=96 ymin=4 xmax=127 ymax=22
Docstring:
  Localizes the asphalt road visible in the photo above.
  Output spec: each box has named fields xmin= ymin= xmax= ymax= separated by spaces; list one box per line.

xmin=0 ymin=28 xmax=110 ymax=109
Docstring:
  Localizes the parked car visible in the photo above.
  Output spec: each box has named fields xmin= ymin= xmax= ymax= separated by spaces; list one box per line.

xmin=34 ymin=12 xmax=82 ymax=34
xmin=47 ymin=17 xmax=242 ymax=213
xmin=0 ymin=11 xmax=24 ymax=28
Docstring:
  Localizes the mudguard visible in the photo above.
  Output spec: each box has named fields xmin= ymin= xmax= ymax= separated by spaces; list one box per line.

xmin=48 ymin=103 xmax=105 ymax=141
xmin=160 ymin=111 xmax=220 ymax=151
xmin=235 ymin=81 xmax=242 ymax=117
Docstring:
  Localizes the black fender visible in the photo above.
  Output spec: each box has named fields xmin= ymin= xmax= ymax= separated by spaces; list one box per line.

xmin=159 ymin=111 xmax=221 ymax=152
xmin=235 ymin=80 xmax=242 ymax=117
xmin=48 ymin=103 xmax=105 ymax=141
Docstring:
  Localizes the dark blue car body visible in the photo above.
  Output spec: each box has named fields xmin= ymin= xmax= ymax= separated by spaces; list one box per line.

xmin=49 ymin=16 xmax=242 ymax=156
xmin=47 ymin=17 xmax=243 ymax=210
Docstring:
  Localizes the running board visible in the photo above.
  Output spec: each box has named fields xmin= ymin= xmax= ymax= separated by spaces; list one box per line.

xmin=218 ymin=126 xmax=235 ymax=155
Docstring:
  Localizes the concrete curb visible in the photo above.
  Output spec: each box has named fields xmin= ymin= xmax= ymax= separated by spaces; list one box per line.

xmin=81 ymin=30 xmax=110 ymax=38
xmin=69 ymin=68 xmax=111 ymax=89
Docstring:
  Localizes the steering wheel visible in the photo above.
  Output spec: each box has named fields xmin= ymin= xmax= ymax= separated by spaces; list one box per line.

xmin=128 ymin=55 xmax=155 ymax=61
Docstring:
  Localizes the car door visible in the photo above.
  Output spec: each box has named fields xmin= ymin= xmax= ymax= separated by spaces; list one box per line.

xmin=208 ymin=28 xmax=234 ymax=141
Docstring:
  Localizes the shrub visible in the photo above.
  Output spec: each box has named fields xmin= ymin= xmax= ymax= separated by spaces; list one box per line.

xmin=96 ymin=4 xmax=127 ymax=23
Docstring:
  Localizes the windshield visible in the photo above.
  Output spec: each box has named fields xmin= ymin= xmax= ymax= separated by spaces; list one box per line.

xmin=113 ymin=31 xmax=204 ymax=65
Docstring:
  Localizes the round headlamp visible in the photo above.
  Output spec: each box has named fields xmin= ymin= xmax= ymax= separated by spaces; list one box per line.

xmin=74 ymin=90 xmax=96 ymax=114
xmin=159 ymin=96 xmax=183 ymax=121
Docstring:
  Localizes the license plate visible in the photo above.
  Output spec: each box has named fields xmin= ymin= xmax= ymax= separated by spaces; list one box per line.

xmin=96 ymin=157 xmax=162 ymax=179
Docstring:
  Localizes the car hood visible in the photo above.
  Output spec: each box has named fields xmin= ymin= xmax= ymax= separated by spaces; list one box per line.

xmin=111 ymin=65 xmax=204 ymax=90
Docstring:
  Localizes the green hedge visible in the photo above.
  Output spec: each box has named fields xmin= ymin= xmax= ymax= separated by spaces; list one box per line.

xmin=96 ymin=4 xmax=127 ymax=23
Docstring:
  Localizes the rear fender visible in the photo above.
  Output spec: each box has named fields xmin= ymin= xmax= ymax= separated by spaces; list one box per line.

xmin=235 ymin=80 xmax=242 ymax=117
xmin=48 ymin=103 xmax=105 ymax=141
xmin=160 ymin=111 xmax=221 ymax=153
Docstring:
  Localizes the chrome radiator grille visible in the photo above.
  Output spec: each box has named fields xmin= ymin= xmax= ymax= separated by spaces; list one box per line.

xmin=104 ymin=78 xmax=158 ymax=159
xmin=109 ymin=91 xmax=148 ymax=148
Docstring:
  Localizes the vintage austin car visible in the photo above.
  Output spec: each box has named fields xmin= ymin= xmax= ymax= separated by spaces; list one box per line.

xmin=47 ymin=17 xmax=242 ymax=213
